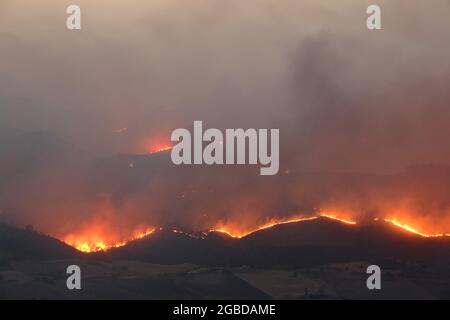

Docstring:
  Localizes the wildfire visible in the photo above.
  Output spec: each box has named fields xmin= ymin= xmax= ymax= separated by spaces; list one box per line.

xmin=211 ymin=214 xmax=356 ymax=239
xmin=383 ymin=219 xmax=450 ymax=238
xmin=211 ymin=213 xmax=450 ymax=240
xmin=149 ymin=144 xmax=173 ymax=154
xmin=142 ymin=135 xmax=174 ymax=154
xmin=321 ymin=214 xmax=357 ymax=225
xmin=64 ymin=227 xmax=155 ymax=253
xmin=64 ymin=213 xmax=450 ymax=253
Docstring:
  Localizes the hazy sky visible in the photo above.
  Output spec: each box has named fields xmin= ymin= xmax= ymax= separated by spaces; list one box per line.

xmin=1 ymin=0 xmax=450 ymax=172
xmin=2 ymin=0 xmax=450 ymax=241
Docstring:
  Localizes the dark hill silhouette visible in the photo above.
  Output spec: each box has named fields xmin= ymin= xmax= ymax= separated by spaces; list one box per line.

xmin=103 ymin=228 xmax=238 ymax=265
xmin=0 ymin=223 xmax=79 ymax=262
xmin=1 ymin=216 xmax=449 ymax=268
xmin=105 ymin=217 xmax=450 ymax=267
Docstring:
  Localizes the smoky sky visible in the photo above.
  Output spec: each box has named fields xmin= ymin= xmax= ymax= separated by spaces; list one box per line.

xmin=1 ymin=1 xmax=450 ymax=238
xmin=0 ymin=0 xmax=448 ymax=172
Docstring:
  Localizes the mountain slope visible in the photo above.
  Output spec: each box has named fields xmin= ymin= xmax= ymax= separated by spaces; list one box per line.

xmin=0 ymin=223 xmax=79 ymax=262
xmin=106 ymin=217 xmax=450 ymax=267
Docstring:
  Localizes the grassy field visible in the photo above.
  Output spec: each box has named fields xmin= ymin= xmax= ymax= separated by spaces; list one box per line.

xmin=1 ymin=259 xmax=449 ymax=299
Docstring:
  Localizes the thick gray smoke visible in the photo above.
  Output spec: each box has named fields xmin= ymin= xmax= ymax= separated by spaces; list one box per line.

xmin=1 ymin=1 xmax=450 ymax=239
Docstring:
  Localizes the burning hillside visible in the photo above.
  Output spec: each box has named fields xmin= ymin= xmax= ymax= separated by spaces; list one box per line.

xmin=2 ymin=0 xmax=450 ymax=262
xmin=62 ymin=212 xmax=450 ymax=253
xmin=63 ymin=226 xmax=155 ymax=253
xmin=2 ymin=133 xmax=450 ymax=255
xmin=210 ymin=214 xmax=356 ymax=239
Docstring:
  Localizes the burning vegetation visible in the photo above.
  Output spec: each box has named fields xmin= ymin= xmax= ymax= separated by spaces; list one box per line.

xmin=3 ymin=134 xmax=450 ymax=254
xmin=63 ymin=226 xmax=155 ymax=253
xmin=62 ymin=212 xmax=450 ymax=253
xmin=149 ymin=144 xmax=173 ymax=154
xmin=141 ymin=135 xmax=174 ymax=155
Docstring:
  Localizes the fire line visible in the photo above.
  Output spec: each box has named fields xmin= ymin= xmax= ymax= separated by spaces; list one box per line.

xmin=64 ymin=214 xmax=450 ymax=253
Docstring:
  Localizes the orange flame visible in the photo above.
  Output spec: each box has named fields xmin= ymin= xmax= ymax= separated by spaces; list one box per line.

xmin=211 ymin=213 xmax=450 ymax=239
xmin=149 ymin=144 xmax=173 ymax=154
xmin=141 ymin=134 xmax=174 ymax=154
xmin=64 ymin=213 xmax=450 ymax=253
xmin=383 ymin=218 xmax=450 ymax=238
xmin=64 ymin=227 xmax=155 ymax=253
xmin=211 ymin=214 xmax=356 ymax=239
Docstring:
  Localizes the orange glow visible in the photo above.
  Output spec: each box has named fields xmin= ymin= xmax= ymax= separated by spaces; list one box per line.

xmin=64 ymin=226 xmax=155 ymax=253
xmin=383 ymin=218 xmax=450 ymax=238
xmin=149 ymin=144 xmax=173 ymax=154
xmin=141 ymin=133 xmax=174 ymax=154
xmin=320 ymin=214 xmax=357 ymax=225
xmin=211 ymin=214 xmax=356 ymax=239
xmin=64 ymin=213 xmax=450 ymax=253
xmin=211 ymin=213 xmax=450 ymax=240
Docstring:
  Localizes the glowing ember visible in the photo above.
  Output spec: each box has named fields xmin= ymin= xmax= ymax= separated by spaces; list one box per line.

xmin=149 ymin=144 xmax=173 ymax=154
xmin=140 ymin=133 xmax=174 ymax=154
